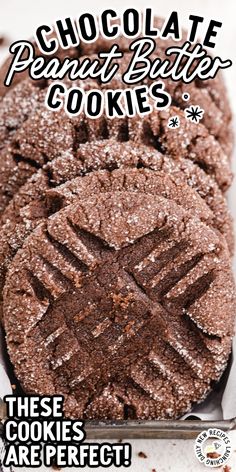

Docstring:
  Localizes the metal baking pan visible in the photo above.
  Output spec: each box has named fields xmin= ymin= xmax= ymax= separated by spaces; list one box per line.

xmin=1 ymin=400 xmax=235 ymax=439
xmin=85 ymin=418 xmax=236 ymax=439
xmin=1 ymin=399 xmax=235 ymax=439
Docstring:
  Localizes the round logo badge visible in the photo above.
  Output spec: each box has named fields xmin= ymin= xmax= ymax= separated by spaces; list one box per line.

xmin=194 ymin=428 xmax=232 ymax=468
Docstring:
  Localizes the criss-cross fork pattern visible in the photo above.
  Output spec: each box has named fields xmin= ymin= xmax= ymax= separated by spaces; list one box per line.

xmin=6 ymin=195 xmax=233 ymax=419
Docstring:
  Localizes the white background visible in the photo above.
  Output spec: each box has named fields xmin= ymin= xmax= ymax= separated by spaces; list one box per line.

xmin=1 ymin=0 xmax=236 ymax=470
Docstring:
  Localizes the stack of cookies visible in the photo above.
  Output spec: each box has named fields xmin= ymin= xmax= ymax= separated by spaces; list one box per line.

xmin=0 ymin=18 xmax=235 ymax=420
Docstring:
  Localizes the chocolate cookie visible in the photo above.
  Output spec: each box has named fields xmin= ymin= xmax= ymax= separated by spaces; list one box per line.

xmin=0 ymin=17 xmax=233 ymax=157
xmin=0 ymin=91 xmax=232 ymax=218
xmin=0 ymin=73 xmax=105 ymax=215
xmin=0 ymin=164 xmax=216 ymax=310
xmin=4 ymin=188 xmax=235 ymax=419
xmin=0 ymin=139 xmax=233 ymax=321
xmin=0 ymin=93 xmax=92 ymax=214
xmin=0 ymin=38 xmax=78 ymax=99
xmin=0 ymin=15 xmax=234 ymax=422
xmin=127 ymin=106 xmax=232 ymax=191
xmin=0 ymin=32 xmax=233 ymax=214
xmin=46 ymin=149 xmax=233 ymax=251
xmin=102 ymin=50 xmax=232 ymax=158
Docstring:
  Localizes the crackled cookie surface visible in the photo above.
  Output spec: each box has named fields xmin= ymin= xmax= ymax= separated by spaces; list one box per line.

xmin=4 ymin=185 xmax=235 ymax=419
xmin=0 ymin=88 xmax=232 ymax=218
xmin=0 ymin=142 xmax=233 ymax=322
xmin=0 ymin=16 xmax=233 ymax=157
xmin=0 ymin=15 xmax=235 ymax=422
xmin=0 ymin=14 xmax=233 ymax=214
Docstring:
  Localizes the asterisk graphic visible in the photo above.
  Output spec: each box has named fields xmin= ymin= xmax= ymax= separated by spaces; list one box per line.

xmin=168 ymin=116 xmax=180 ymax=129
xmin=184 ymin=105 xmax=204 ymax=124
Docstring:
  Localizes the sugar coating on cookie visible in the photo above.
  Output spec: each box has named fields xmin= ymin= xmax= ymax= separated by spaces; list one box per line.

xmin=4 ymin=186 xmax=235 ymax=419
xmin=0 ymin=16 xmax=234 ymax=421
